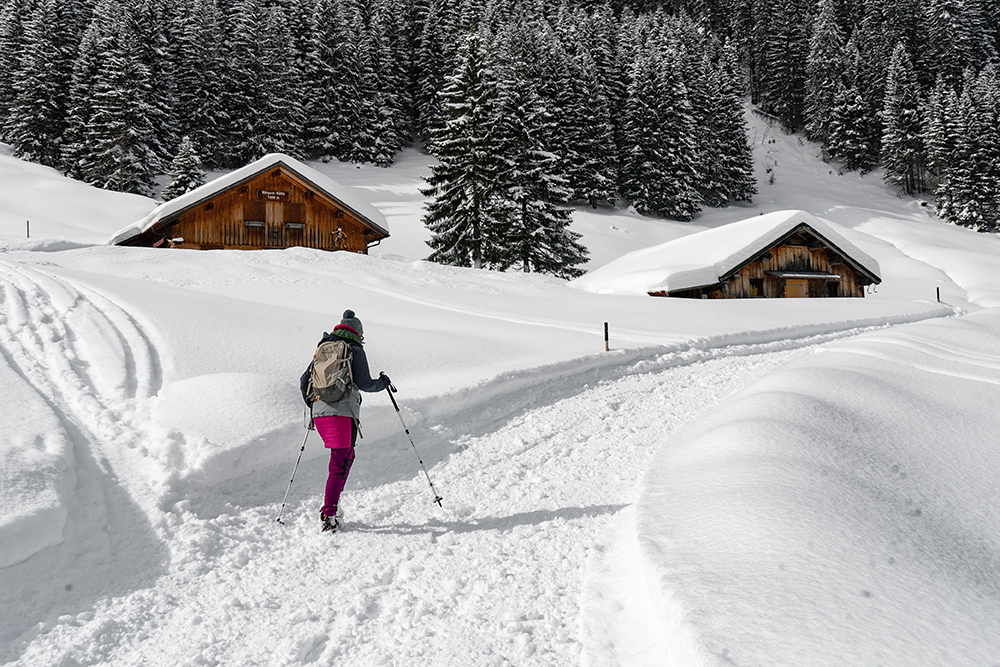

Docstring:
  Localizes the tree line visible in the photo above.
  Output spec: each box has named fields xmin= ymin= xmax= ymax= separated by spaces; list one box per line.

xmin=729 ymin=0 xmax=1000 ymax=231
xmin=0 ymin=0 xmax=996 ymax=274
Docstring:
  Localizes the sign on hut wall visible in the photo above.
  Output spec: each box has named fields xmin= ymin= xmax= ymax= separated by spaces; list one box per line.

xmin=257 ymin=189 xmax=289 ymax=201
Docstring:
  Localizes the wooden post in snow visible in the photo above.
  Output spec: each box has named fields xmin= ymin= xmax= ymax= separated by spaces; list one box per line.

xmin=26 ymin=220 xmax=30 ymax=239
xmin=604 ymin=322 xmax=609 ymax=352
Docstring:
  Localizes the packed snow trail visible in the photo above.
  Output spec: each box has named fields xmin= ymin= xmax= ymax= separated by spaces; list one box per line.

xmin=6 ymin=338 xmax=833 ymax=667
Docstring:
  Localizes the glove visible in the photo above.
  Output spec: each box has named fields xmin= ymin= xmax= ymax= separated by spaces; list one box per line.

xmin=379 ymin=371 xmax=392 ymax=387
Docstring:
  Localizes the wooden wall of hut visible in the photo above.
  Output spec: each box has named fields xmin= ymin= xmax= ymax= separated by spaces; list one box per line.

xmin=657 ymin=234 xmax=875 ymax=299
xmin=722 ymin=241 xmax=866 ymax=298
xmin=152 ymin=168 xmax=378 ymax=252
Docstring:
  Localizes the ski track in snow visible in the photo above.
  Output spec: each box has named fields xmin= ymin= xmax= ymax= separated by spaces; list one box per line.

xmin=0 ymin=260 xmax=165 ymax=502
xmin=0 ymin=259 xmax=171 ymax=659
xmin=0 ymin=270 xmax=905 ymax=666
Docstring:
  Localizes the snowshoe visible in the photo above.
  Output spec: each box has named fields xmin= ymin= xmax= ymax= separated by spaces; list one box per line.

xmin=320 ymin=511 xmax=342 ymax=533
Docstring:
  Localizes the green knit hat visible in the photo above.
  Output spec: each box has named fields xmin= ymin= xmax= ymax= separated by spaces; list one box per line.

xmin=334 ymin=309 xmax=364 ymax=337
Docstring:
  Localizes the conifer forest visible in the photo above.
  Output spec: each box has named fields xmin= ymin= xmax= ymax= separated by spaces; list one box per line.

xmin=1 ymin=0 xmax=998 ymax=274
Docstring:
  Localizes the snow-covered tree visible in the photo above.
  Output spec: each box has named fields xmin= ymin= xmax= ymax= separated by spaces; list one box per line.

xmin=621 ymin=46 xmax=702 ymax=221
xmin=0 ymin=0 xmax=33 ymax=141
xmin=173 ymin=0 xmax=225 ymax=166
xmin=881 ymin=42 xmax=926 ymax=195
xmin=923 ymin=79 xmax=961 ymax=218
xmin=562 ymin=37 xmax=617 ymax=206
xmin=413 ymin=0 xmax=452 ymax=141
xmin=422 ymin=31 xmax=506 ymax=269
xmin=62 ymin=8 xmax=112 ymax=179
xmin=492 ymin=29 xmax=589 ymax=278
xmin=6 ymin=0 xmax=79 ymax=167
xmin=161 ymin=136 xmax=206 ymax=201
xmin=83 ymin=15 xmax=162 ymax=195
xmin=260 ymin=3 xmax=306 ymax=157
xmin=218 ymin=0 xmax=270 ymax=166
xmin=826 ymin=36 xmax=879 ymax=173
xmin=804 ymin=0 xmax=846 ymax=150
xmin=303 ymin=0 xmax=358 ymax=160
xmin=702 ymin=42 xmax=757 ymax=206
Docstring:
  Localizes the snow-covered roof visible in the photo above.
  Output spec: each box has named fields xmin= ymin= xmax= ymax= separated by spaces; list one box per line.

xmin=107 ymin=153 xmax=389 ymax=245
xmin=572 ymin=210 xmax=881 ymax=295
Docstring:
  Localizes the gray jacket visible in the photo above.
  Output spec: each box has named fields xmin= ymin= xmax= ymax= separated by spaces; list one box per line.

xmin=300 ymin=334 xmax=390 ymax=422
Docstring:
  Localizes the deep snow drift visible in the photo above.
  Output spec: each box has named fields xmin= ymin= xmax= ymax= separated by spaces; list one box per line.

xmin=2 ymin=107 xmax=1000 ymax=667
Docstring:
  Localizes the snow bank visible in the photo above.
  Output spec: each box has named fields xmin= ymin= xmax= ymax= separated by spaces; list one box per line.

xmin=636 ymin=307 xmax=1000 ymax=667
xmin=1 ymin=238 xmax=94 ymax=253
xmin=0 ymin=150 xmax=155 ymax=246
xmin=0 ymin=361 xmax=73 ymax=568
xmin=572 ymin=210 xmax=880 ymax=295
xmin=147 ymin=373 xmax=306 ymax=485
xmin=854 ymin=214 xmax=1000 ymax=308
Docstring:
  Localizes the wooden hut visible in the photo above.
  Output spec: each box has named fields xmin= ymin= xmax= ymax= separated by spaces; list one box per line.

xmin=109 ymin=154 xmax=389 ymax=252
xmin=573 ymin=210 xmax=882 ymax=298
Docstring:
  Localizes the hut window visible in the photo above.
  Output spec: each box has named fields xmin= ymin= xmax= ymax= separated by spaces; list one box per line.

xmin=285 ymin=202 xmax=304 ymax=224
xmin=750 ymin=279 xmax=763 ymax=297
xmin=244 ymin=200 xmax=266 ymax=224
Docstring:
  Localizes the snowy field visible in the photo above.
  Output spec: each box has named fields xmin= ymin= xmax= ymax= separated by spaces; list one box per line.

xmin=2 ymin=109 xmax=1000 ymax=667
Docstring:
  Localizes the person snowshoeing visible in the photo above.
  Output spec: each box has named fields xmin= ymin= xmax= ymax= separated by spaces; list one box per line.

xmin=300 ymin=309 xmax=391 ymax=533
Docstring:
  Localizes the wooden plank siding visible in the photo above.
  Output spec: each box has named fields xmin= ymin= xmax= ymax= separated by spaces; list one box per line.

xmin=720 ymin=243 xmax=864 ymax=298
xmin=127 ymin=166 xmax=385 ymax=253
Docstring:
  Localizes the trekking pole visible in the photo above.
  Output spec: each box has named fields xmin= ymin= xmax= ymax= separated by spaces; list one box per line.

xmin=386 ymin=383 xmax=443 ymax=507
xmin=275 ymin=423 xmax=313 ymax=524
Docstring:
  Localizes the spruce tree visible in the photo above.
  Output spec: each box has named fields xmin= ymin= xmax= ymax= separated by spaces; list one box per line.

xmin=84 ymin=15 xmax=162 ymax=195
xmin=173 ymin=0 xmax=225 ymax=166
xmin=303 ymin=0 xmax=359 ymax=160
xmin=946 ymin=66 xmax=1000 ymax=231
xmin=493 ymin=28 xmax=589 ymax=278
xmin=260 ymin=3 xmax=305 ymax=157
xmin=6 ymin=0 xmax=78 ymax=168
xmin=621 ymin=50 xmax=668 ymax=217
xmin=162 ymin=135 xmax=206 ymax=201
xmin=826 ymin=36 xmax=879 ymax=173
xmin=881 ymin=42 xmax=926 ymax=195
xmin=422 ymin=31 xmax=505 ymax=269
xmin=622 ymin=43 xmax=702 ymax=221
xmin=946 ymin=90 xmax=989 ymax=229
xmin=566 ymin=45 xmax=617 ymax=206
xmin=346 ymin=0 xmax=399 ymax=165
xmin=132 ymin=0 xmax=177 ymax=165
xmin=218 ymin=0 xmax=269 ymax=166
xmin=413 ymin=0 xmax=450 ymax=141
xmin=923 ymin=81 xmax=961 ymax=221
xmin=62 ymin=13 xmax=110 ymax=179
xmin=707 ymin=42 xmax=757 ymax=205
xmin=804 ymin=0 xmax=846 ymax=151
xmin=0 ymin=0 xmax=34 ymax=142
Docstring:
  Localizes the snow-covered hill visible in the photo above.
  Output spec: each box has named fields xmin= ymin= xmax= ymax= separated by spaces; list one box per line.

xmin=2 ymin=110 xmax=999 ymax=667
